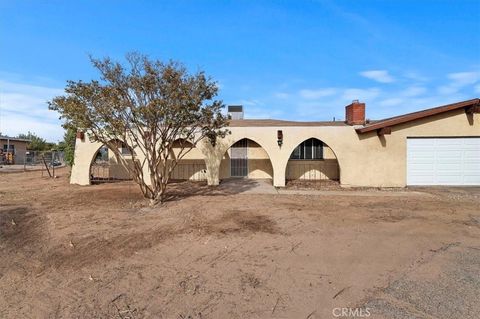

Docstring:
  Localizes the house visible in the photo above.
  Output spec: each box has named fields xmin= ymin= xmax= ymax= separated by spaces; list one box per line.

xmin=0 ymin=136 xmax=30 ymax=165
xmin=70 ymin=98 xmax=480 ymax=187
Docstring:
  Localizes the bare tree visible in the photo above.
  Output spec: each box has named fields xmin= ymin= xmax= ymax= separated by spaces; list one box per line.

xmin=49 ymin=53 xmax=229 ymax=205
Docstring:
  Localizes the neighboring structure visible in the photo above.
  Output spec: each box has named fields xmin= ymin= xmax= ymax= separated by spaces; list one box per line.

xmin=71 ymin=98 xmax=480 ymax=187
xmin=0 ymin=136 xmax=30 ymax=165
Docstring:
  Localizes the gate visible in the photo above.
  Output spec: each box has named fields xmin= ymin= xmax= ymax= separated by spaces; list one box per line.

xmin=230 ymin=139 xmax=248 ymax=177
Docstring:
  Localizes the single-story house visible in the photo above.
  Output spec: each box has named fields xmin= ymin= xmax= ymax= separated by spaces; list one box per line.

xmin=70 ymin=98 xmax=480 ymax=187
xmin=0 ymin=136 xmax=30 ymax=165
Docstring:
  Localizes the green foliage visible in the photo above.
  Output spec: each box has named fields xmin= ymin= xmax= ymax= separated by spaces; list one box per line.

xmin=49 ymin=53 xmax=229 ymax=204
xmin=57 ymin=127 xmax=76 ymax=166
xmin=16 ymin=131 xmax=51 ymax=151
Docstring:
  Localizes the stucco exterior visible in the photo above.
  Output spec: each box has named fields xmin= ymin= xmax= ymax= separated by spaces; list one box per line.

xmin=70 ymin=104 xmax=480 ymax=188
xmin=1 ymin=137 xmax=29 ymax=164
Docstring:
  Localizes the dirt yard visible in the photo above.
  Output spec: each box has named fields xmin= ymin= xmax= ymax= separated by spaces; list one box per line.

xmin=1 ymin=168 xmax=479 ymax=319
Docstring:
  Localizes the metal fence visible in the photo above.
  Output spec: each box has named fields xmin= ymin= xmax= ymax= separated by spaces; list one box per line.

xmin=0 ymin=150 xmax=66 ymax=176
xmin=23 ymin=151 xmax=64 ymax=167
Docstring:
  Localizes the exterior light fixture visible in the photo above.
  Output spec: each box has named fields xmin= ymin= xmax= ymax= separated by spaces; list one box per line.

xmin=277 ymin=130 xmax=283 ymax=147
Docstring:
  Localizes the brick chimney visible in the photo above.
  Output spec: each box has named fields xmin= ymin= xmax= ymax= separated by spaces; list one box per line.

xmin=345 ymin=100 xmax=365 ymax=125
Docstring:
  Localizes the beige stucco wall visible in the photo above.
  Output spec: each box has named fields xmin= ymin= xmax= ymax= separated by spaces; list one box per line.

xmin=286 ymin=160 xmax=339 ymax=180
xmin=285 ymin=145 xmax=339 ymax=181
xmin=70 ymin=109 xmax=479 ymax=187
xmin=107 ymin=153 xmax=132 ymax=179
xmin=170 ymin=142 xmax=208 ymax=180
xmin=171 ymin=159 xmax=206 ymax=181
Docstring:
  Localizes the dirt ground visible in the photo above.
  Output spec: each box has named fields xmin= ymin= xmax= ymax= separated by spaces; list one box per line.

xmin=1 ymin=168 xmax=479 ymax=319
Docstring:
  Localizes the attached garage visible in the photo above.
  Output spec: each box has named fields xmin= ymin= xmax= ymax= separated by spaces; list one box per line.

xmin=407 ymin=137 xmax=480 ymax=185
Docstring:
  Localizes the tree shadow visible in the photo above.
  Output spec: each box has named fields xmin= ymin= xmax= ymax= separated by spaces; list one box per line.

xmin=163 ymin=178 xmax=269 ymax=202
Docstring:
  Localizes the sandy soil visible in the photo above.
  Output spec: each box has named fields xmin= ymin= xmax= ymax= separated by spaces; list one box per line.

xmin=1 ymin=168 xmax=479 ymax=319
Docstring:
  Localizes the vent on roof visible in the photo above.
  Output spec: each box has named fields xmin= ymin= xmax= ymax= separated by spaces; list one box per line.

xmin=228 ymin=105 xmax=244 ymax=120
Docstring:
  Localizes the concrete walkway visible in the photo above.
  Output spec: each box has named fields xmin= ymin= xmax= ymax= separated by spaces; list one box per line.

xmin=218 ymin=178 xmax=278 ymax=194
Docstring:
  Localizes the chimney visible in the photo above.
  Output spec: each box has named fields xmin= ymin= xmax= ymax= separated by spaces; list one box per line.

xmin=345 ymin=100 xmax=365 ymax=125
xmin=228 ymin=105 xmax=244 ymax=120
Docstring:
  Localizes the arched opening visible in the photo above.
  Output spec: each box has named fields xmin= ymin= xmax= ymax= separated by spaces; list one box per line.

xmin=89 ymin=141 xmax=133 ymax=184
xmin=169 ymin=139 xmax=207 ymax=181
xmin=219 ymin=138 xmax=274 ymax=182
xmin=285 ymin=138 xmax=340 ymax=187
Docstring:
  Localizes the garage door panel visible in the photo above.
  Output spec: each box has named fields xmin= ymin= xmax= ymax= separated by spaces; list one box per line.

xmin=407 ymin=138 xmax=480 ymax=186
xmin=408 ymin=139 xmax=434 ymax=146
xmin=409 ymin=163 xmax=434 ymax=170
xmin=464 ymin=138 xmax=480 ymax=145
xmin=465 ymin=150 xmax=480 ymax=159
xmin=436 ymin=139 xmax=462 ymax=146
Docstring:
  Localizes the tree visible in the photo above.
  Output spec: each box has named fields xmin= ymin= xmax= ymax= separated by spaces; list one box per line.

xmin=49 ymin=53 xmax=229 ymax=205
xmin=57 ymin=127 xmax=76 ymax=166
xmin=17 ymin=132 xmax=49 ymax=151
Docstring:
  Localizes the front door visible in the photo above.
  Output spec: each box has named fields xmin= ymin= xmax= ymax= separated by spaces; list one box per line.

xmin=230 ymin=139 xmax=248 ymax=177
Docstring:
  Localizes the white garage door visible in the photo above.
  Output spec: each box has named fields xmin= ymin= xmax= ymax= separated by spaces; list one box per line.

xmin=407 ymin=137 xmax=480 ymax=185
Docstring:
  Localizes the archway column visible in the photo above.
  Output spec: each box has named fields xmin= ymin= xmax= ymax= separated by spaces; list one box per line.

xmin=272 ymin=155 xmax=288 ymax=187
xmin=70 ymin=135 xmax=103 ymax=185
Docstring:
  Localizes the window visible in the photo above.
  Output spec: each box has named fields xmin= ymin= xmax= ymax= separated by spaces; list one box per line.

xmin=3 ymin=144 xmax=15 ymax=153
xmin=290 ymin=138 xmax=323 ymax=160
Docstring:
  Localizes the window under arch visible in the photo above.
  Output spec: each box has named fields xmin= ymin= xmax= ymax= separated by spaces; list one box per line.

xmin=290 ymin=138 xmax=323 ymax=160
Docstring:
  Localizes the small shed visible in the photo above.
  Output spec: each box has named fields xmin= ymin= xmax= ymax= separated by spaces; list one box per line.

xmin=0 ymin=136 xmax=30 ymax=164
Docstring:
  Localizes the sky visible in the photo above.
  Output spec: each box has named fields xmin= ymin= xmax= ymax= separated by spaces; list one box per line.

xmin=0 ymin=0 xmax=479 ymax=142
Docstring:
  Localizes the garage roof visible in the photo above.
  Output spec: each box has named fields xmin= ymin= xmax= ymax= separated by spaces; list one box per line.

xmin=356 ymin=98 xmax=480 ymax=134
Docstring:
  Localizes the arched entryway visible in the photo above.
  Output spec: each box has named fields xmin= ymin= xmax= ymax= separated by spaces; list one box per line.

xmin=219 ymin=138 xmax=274 ymax=182
xmin=285 ymin=138 xmax=340 ymax=185
xmin=89 ymin=141 xmax=133 ymax=183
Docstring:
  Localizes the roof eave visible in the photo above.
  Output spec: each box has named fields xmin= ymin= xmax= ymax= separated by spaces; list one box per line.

xmin=356 ymin=98 xmax=480 ymax=134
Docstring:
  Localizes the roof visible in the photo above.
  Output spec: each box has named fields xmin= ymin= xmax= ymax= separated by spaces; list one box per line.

xmin=0 ymin=136 xmax=31 ymax=143
xmin=356 ymin=98 xmax=480 ymax=134
xmin=228 ymin=119 xmax=348 ymax=127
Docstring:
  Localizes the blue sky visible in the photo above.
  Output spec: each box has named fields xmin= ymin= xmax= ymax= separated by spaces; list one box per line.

xmin=0 ymin=0 xmax=479 ymax=142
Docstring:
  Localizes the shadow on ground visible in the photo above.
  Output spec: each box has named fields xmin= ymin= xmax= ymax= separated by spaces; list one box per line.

xmin=164 ymin=178 xmax=276 ymax=202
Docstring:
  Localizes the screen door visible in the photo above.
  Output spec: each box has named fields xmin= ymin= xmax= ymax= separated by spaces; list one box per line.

xmin=230 ymin=139 xmax=248 ymax=177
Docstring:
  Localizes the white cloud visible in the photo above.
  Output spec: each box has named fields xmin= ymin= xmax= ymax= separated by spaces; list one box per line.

xmin=0 ymin=79 xmax=64 ymax=141
xmin=437 ymin=71 xmax=480 ymax=95
xmin=403 ymin=71 xmax=429 ymax=82
xmin=379 ymin=98 xmax=404 ymax=107
xmin=448 ymin=71 xmax=479 ymax=86
xmin=342 ymin=88 xmax=381 ymax=101
xmin=359 ymin=70 xmax=395 ymax=83
xmin=437 ymin=85 xmax=458 ymax=95
xmin=299 ymin=88 xmax=337 ymax=99
xmin=402 ymin=86 xmax=427 ymax=97
xmin=475 ymin=84 xmax=480 ymax=94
